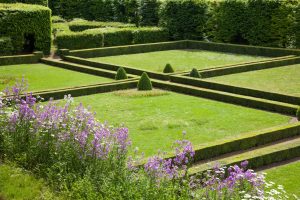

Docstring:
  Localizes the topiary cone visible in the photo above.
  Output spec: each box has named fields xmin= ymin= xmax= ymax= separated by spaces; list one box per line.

xmin=190 ymin=68 xmax=201 ymax=78
xmin=115 ymin=67 xmax=128 ymax=80
xmin=137 ymin=72 xmax=152 ymax=91
xmin=297 ymin=107 xmax=300 ymax=121
xmin=163 ymin=63 xmax=174 ymax=73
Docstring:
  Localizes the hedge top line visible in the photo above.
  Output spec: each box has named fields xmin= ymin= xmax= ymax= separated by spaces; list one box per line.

xmin=62 ymin=40 xmax=300 ymax=58
xmin=0 ymin=3 xmax=50 ymax=11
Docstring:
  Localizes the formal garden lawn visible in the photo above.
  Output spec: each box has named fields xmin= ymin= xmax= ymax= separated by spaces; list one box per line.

xmin=0 ymin=64 xmax=113 ymax=92
xmin=264 ymin=161 xmax=300 ymax=197
xmin=88 ymin=50 xmax=266 ymax=72
xmin=209 ymin=64 xmax=300 ymax=96
xmin=72 ymin=89 xmax=291 ymax=157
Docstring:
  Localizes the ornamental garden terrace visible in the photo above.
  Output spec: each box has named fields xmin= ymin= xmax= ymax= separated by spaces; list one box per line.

xmin=0 ymin=1 xmax=300 ymax=199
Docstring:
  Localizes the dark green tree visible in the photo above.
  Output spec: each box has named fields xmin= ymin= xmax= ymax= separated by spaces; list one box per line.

xmin=163 ymin=63 xmax=174 ymax=73
xmin=115 ymin=67 xmax=128 ymax=80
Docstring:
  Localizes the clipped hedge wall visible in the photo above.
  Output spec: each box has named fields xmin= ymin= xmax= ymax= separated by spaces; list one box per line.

xmin=0 ymin=37 xmax=13 ymax=56
xmin=133 ymin=27 xmax=169 ymax=44
xmin=159 ymin=0 xmax=208 ymax=40
xmin=68 ymin=19 xmax=135 ymax=32
xmin=140 ymin=0 xmax=161 ymax=26
xmin=56 ymin=31 xmax=104 ymax=50
xmin=0 ymin=0 xmax=48 ymax=6
xmin=0 ymin=52 xmax=43 ymax=66
xmin=0 ymin=3 xmax=51 ymax=55
xmin=98 ymin=28 xmax=134 ymax=47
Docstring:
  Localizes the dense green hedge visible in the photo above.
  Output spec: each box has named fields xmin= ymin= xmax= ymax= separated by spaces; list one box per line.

xmin=132 ymin=27 xmax=169 ymax=44
xmin=56 ymin=31 xmax=104 ymax=50
xmin=98 ymin=28 xmax=134 ymax=47
xmin=140 ymin=0 xmax=160 ymax=26
xmin=0 ymin=0 xmax=48 ymax=6
xmin=0 ymin=4 xmax=51 ymax=55
xmin=68 ymin=19 xmax=135 ymax=32
xmin=159 ymin=0 xmax=208 ymax=40
xmin=0 ymin=37 xmax=13 ymax=56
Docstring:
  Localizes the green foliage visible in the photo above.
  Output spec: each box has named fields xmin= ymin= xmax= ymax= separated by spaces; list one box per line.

xmin=52 ymin=16 xmax=66 ymax=23
xmin=297 ymin=107 xmax=300 ymax=121
xmin=163 ymin=63 xmax=174 ymax=73
xmin=137 ymin=72 xmax=152 ymax=91
xmin=97 ymin=28 xmax=134 ymax=46
xmin=0 ymin=3 xmax=51 ymax=55
xmin=133 ymin=27 xmax=169 ymax=44
xmin=68 ymin=19 xmax=135 ymax=32
xmin=0 ymin=0 xmax=48 ymax=6
xmin=0 ymin=37 xmax=13 ymax=56
xmin=190 ymin=68 xmax=201 ymax=78
xmin=140 ymin=0 xmax=160 ymax=26
xmin=115 ymin=67 xmax=128 ymax=80
xmin=159 ymin=0 xmax=208 ymax=40
xmin=112 ymin=0 xmax=140 ymax=24
xmin=56 ymin=31 xmax=104 ymax=50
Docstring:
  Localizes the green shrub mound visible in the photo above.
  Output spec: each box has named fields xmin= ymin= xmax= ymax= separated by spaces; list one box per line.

xmin=297 ymin=107 xmax=300 ymax=121
xmin=190 ymin=68 xmax=201 ymax=78
xmin=137 ymin=72 xmax=152 ymax=91
xmin=0 ymin=3 xmax=51 ymax=55
xmin=115 ymin=67 xmax=128 ymax=80
xmin=163 ymin=63 xmax=174 ymax=73
xmin=0 ymin=37 xmax=13 ymax=56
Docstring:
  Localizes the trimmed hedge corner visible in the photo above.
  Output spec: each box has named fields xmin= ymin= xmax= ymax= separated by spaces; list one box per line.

xmin=163 ymin=63 xmax=174 ymax=73
xmin=115 ymin=67 xmax=128 ymax=80
xmin=0 ymin=3 xmax=51 ymax=55
xmin=138 ymin=72 xmax=153 ymax=91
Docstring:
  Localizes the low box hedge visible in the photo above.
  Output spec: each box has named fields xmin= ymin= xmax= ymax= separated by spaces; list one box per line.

xmin=170 ymin=75 xmax=300 ymax=105
xmin=0 ymin=52 xmax=43 ymax=66
xmin=152 ymin=80 xmax=298 ymax=116
xmin=67 ymin=40 xmax=188 ymax=58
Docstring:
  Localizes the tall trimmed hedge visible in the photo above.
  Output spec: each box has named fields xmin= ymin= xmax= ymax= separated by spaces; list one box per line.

xmin=0 ymin=0 xmax=48 ymax=6
xmin=140 ymin=0 xmax=160 ymax=26
xmin=132 ymin=27 xmax=169 ymax=44
xmin=159 ymin=0 xmax=208 ymax=40
xmin=0 ymin=3 xmax=51 ymax=55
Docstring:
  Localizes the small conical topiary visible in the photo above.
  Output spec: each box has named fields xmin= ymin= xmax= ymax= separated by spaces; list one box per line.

xmin=137 ymin=72 xmax=152 ymax=91
xmin=163 ymin=63 xmax=174 ymax=73
xmin=115 ymin=67 xmax=128 ymax=80
xmin=189 ymin=68 xmax=201 ymax=78
xmin=297 ymin=107 xmax=300 ymax=121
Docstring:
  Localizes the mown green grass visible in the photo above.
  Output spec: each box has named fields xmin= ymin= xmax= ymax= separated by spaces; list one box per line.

xmin=0 ymin=164 xmax=61 ymax=200
xmin=0 ymin=64 xmax=113 ymax=92
xmin=264 ymin=161 xmax=300 ymax=197
xmin=73 ymin=89 xmax=291 ymax=157
xmin=89 ymin=50 xmax=265 ymax=72
xmin=209 ymin=64 xmax=300 ymax=97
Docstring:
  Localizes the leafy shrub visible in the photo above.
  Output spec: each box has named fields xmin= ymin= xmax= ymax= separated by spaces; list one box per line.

xmin=140 ymin=0 xmax=161 ymax=26
xmin=0 ymin=3 xmax=51 ymax=55
xmin=0 ymin=37 xmax=13 ymax=56
xmin=115 ymin=67 xmax=128 ymax=80
xmin=163 ymin=63 xmax=174 ymax=73
xmin=189 ymin=68 xmax=201 ymax=78
xmin=138 ymin=72 xmax=152 ymax=91
xmin=96 ymin=28 xmax=134 ymax=47
xmin=297 ymin=107 xmax=300 ymax=121
xmin=132 ymin=27 xmax=169 ymax=44
xmin=159 ymin=0 xmax=208 ymax=40
xmin=56 ymin=31 xmax=104 ymax=50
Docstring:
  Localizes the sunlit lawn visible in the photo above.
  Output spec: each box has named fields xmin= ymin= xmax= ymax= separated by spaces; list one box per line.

xmin=89 ymin=50 xmax=266 ymax=72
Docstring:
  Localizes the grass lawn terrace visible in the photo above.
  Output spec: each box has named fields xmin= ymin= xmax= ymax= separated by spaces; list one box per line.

xmin=72 ymin=89 xmax=291 ymax=157
xmin=88 ymin=50 xmax=266 ymax=72
xmin=264 ymin=160 xmax=300 ymax=197
xmin=0 ymin=63 xmax=114 ymax=92
xmin=209 ymin=64 xmax=300 ymax=97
